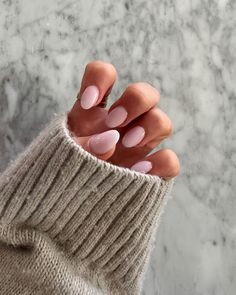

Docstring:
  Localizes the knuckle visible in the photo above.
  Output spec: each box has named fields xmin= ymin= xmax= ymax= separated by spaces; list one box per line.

xmin=86 ymin=61 xmax=117 ymax=77
xmin=85 ymin=61 xmax=99 ymax=71
xmin=163 ymin=149 xmax=180 ymax=176
xmin=125 ymin=82 xmax=160 ymax=105
xmin=152 ymin=109 xmax=173 ymax=137
xmin=126 ymin=83 xmax=140 ymax=93
xmin=142 ymin=82 xmax=160 ymax=98
xmin=163 ymin=118 xmax=173 ymax=136
xmin=125 ymin=84 xmax=147 ymax=104
xmin=126 ymin=82 xmax=149 ymax=93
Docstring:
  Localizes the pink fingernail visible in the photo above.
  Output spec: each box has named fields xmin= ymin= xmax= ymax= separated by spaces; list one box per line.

xmin=89 ymin=130 xmax=120 ymax=154
xmin=122 ymin=126 xmax=145 ymax=148
xmin=105 ymin=106 xmax=128 ymax=128
xmin=80 ymin=85 xmax=99 ymax=109
xmin=130 ymin=161 xmax=152 ymax=174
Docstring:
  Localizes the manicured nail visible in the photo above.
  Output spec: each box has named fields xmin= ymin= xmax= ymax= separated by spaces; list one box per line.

xmin=89 ymin=130 xmax=120 ymax=155
xmin=105 ymin=106 xmax=128 ymax=128
xmin=122 ymin=126 xmax=145 ymax=148
xmin=80 ymin=85 xmax=99 ymax=109
xmin=130 ymin=161 xmax=152 ymax=174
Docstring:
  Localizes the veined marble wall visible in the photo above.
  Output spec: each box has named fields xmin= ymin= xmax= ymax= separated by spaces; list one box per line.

xmin=0 ymin=1 xmax=235 ymax=294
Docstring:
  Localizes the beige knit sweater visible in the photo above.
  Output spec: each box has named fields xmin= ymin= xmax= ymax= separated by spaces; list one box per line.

xmin=0 ymin=114 xmax=174 ymax=295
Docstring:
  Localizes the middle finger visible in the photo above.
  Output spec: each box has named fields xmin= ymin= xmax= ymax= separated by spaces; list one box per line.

xmin=105 ymin=82 xmax=160 ymax=128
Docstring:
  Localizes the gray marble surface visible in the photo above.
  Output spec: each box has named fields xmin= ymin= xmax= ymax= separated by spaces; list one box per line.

xmin=0 ymin=0 xmax=235 ymax=294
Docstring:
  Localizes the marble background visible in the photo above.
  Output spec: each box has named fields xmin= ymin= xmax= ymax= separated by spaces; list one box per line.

xmin=0 ymin=0 xmax=235 ymax=294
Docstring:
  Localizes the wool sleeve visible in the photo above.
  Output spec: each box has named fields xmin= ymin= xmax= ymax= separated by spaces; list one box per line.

xmin=0 ymin=114 xmax=174 ymax=295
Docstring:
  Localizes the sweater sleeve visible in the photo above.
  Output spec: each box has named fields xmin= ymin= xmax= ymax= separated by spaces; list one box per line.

xmin=0 ymin=114 xmax=174 ymax=295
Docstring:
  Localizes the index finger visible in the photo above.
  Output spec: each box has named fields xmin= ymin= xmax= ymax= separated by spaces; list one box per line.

xmin=78 ymin=60 xmax=117 ymax=109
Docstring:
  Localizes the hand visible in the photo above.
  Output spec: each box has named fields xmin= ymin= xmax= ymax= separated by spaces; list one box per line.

xmin=68 ymin=61 xmax=180 ymax=179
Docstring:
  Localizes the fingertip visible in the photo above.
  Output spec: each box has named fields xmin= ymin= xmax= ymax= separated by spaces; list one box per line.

xmin=130 ymin=161 xmax=153 ymax=174
xmin=88 ymin=129 xmax=120 ymax=157
xmin=80 ymin=85 xmax=100 ymax=109
xmin=79 ymin=61 xmax=117 ymax=109
xmin=105 ymin=106 xmax=128 ymax=128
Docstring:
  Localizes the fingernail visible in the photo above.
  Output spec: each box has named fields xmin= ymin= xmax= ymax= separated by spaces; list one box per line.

xmin=105 ymin=106 xmax=128 ymax=128
xmin=122 ymin=126 xmax=145 ymax=148
xmin=80 ymin=85 xmax=99 ymax=109
xmin=89 ymin=130 xmax=120 ymax=155
xmin=130 ymin=161 xmax=152 ymax=174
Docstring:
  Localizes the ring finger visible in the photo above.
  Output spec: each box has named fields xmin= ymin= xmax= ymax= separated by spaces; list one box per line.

xmin=109 ymin=108 xmax=172 ymax=167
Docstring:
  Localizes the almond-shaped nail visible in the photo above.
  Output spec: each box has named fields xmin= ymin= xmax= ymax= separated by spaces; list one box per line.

xmin=130 ymin=161 xmax=152 ymax=174
xmin=122 ymin=126 xmax=145 ymax=148
xmin=80 ymin=85 xmax=99 ymax=109
xmin=89 ymin=130 xmax=120 ymax=155
xmin=105 ymin=106 xmax=128 ymax=128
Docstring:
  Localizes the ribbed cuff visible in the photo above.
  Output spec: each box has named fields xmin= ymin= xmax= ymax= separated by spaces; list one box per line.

xmin=0 ymin=114 xmax=174 ymax=294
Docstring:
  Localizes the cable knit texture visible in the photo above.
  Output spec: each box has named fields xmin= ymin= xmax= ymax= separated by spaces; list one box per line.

xmin=0 ymin=114 xmax=174 ymax=295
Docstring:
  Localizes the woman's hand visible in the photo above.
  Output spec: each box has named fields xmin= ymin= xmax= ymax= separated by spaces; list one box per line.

xmin=68 ymin=61 xmax=180 ymax=179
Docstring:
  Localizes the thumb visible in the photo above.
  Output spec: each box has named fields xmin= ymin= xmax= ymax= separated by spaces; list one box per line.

xmin=72 ymin=130 xmax=120 ymax=161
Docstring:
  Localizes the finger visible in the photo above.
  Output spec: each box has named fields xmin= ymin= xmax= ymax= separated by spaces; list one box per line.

xmin=121 ymin=108 xmax=172 ymax=149
xmin=68 ymin=106 xmax=108 ymax=137
xmin=68 ymin=61 xmax=117 ymax=136
xmin=78 ymin=60 xmax=117 ymax=109
xmin=72 ymin=130 xmax=120 ymax=161
xmin=130 ymin=149 xmax=180 ymax=179
xmin=105 ymin=82 xmax=160 ymax=128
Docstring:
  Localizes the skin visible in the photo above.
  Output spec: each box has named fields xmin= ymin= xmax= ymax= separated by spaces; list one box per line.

xmin=68 ymin=60 xmax=180 ymax=179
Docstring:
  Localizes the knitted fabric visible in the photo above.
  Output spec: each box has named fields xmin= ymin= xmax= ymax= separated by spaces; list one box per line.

xmin=0 ymin=114 xmax=174 ymax=295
